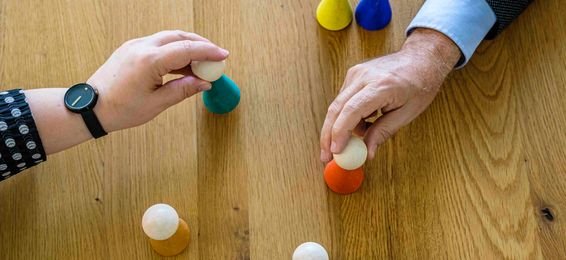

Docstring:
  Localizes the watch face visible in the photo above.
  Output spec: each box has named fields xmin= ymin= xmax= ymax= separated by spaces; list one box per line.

xmin=64 ymin=83 xmax=97 ymax=111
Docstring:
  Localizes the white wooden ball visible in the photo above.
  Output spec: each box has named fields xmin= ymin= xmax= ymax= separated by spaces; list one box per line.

xmin=190 ymin=60 xmax=226 ymax=82
xmin=142 ymin=204 xmax=180 ymax=240
xmin=333 ymin=136 xmax=367 ymax=170
xmin=292 ymin=242 xmax=329 ymax=260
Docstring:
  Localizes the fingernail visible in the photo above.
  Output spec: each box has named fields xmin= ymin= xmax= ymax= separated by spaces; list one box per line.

xmin=199 ymin=83 xmax=212 ymax=91
xmin=220 ymin=48 xmax=229 ymax=56
xmin=330 ymin=141 xmax=337 ymax=153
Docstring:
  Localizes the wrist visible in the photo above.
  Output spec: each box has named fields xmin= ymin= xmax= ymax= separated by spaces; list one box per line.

xmin=87 ymin=81 xmax=119 ymax=133
xmin=402 ymin=28 xmax=461 ymax=74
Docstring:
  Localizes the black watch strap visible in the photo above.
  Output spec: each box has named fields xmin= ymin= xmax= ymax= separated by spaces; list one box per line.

xmin=81 ymin=110 xmax=107 ymax=139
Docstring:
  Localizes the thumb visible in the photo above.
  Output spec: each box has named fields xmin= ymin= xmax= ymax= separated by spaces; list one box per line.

xmin=155 ymin=75 xmax=211 ymax=108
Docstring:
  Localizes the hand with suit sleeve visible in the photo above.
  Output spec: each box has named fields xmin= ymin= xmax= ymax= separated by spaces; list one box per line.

xmin=321 ymin=0 xmax=534 ymax=161
xmin=320 ymin=29 xmax=460 ymax=161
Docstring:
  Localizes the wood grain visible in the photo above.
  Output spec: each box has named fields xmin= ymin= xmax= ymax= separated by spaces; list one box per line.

xmin=1 ymin=0 xmax=565 ymax=259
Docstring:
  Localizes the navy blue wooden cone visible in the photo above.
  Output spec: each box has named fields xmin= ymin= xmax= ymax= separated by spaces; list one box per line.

xmin=355 ymin=0 xmax=392 ymax=31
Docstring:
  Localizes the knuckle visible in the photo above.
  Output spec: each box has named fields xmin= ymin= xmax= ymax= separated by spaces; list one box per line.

xmin=138 ymin=48 xmax=158 ymax=63
xmin=378 ymin=72 xmax=408 ymax=88
xmin=346 ymin=66 xmax=358 ymax=76
xmin=381 ymin=76 xmax=400 ymax=86
xmin=153 ymin=30 xmax=171 ymax=39
xmin=181 ymin=40 xmax=193 ymax=51
xmin=348 ymin=64 xmax=368 ymax=76
xmin=366 ymin=81 xmax=392 ymax=94
xmin=160 ymin=30 xmax=175 ymax=35
xmin=319 ymin=136 xmax=328 ymax=147
xmin=187 ymin=32 xmax=201 ymax=39
xmin=375 ymin=127 xmax=394 ymax=142
xmin=342 ymin=102 xmax=358 ymax=114
xmin=153 ymin=30 xmax=168 ymax=37
xmin=172 ymin=30 xmax=187 ymax=38
xmin=122 ymin=39 xmax=139 ymax=48
xmin=349 ymin=64 xmax=362 ymax=72
xmin=130 ymin=48 xmax=159 ymax=70
xmin=331 ymin=126 xmax=343 ymax=137
xmin=370 ymin=86 xmax=389 ymax=98
xmin=327 ymin=102 xmax=341 ymax=114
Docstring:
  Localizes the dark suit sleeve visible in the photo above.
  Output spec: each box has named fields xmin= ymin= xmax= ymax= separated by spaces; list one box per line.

xmin=485 ymin=0 xmax=534 ymax=39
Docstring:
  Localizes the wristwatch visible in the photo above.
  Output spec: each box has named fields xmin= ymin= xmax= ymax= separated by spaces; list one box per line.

xmin=64 ymin=83 xmax=107 ymax=138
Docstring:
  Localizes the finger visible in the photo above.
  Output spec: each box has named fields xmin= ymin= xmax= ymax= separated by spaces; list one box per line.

xmin=331 ymin=86 xmax=390 ymax=154
xmin=319 ymin=64 xmax=368 ymax=162
xmin=320 ymin=81 xmax=364 ymax=162
xmin=144 ymin=30 xmax=211 ymax=46
xmin=320 ymin=112 xmax=336 ymax=162
xmin=364 ymin=108 xmax=408 ymax=160
xmin=157 ymin=40 xmax=229 ymax=74
xmin=334 ymin=80 xmax=365 ymax=109
xmin=155 ymin=75 xmax=212 ymax=108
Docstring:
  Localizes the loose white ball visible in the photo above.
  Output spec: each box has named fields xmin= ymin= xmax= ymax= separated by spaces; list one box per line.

xmin=190 ymin=60 xmax=226 ymax=82
xmin=293 ymin=242 xmax=329 ymax=260
xmin=142 ymin=204 xmax=180 ymax=240
xmin=333 ymin=136 xmax=367 ymax=170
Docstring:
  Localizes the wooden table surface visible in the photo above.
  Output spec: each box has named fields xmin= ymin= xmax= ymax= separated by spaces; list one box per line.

xmin=1 ymin=0 xmax=565 ymax=259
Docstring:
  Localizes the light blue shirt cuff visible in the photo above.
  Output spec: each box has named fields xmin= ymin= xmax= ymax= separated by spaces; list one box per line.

xmin=406 ymin=0 xmax=496 ymax=69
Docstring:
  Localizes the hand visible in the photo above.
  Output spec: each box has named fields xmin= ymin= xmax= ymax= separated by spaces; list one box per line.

xmin=88 ymin=30 xmax=229 ymax=132
xmin=320 ymin=28 xmax=461 ymax=162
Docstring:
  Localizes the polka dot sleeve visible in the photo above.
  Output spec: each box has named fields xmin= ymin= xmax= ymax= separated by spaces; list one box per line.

xmin=0 ymin=89 xmax=46 ymax=181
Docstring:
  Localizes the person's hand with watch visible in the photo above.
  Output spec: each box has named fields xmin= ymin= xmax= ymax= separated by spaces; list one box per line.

xmin=26 ymin=30 xmax=229 ymax=154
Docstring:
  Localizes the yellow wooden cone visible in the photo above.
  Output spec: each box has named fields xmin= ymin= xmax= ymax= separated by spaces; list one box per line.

xmin=316 ymin=0 xmax=353 ymax=31
xmin=149 ymin=218 xmax=191 ymax=256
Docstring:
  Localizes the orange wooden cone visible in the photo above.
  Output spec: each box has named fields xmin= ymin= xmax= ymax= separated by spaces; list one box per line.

xmin=149 ymin=218 xmax=190 ymax=256
xmin=324 ymin=159 xmax=364 ymax=194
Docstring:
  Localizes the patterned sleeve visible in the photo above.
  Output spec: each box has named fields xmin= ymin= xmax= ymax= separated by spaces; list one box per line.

xmin=0 ymin=89 xmax=47 ymax=181
xmin=485 ymin=0 xmax=534 ymax=39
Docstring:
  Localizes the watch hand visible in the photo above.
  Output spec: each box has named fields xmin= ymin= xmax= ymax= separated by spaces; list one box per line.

xmin=71 ymin=96 xmax=82 ymax=106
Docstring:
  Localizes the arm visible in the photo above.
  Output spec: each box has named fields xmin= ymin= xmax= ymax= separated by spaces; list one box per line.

xmin=25 ymin=88 xmax=95 ymax=155
xmin=31 ymin=31 xmax=228 ymax=154
xmin=1 ymin=30 xmax=228 ymax=181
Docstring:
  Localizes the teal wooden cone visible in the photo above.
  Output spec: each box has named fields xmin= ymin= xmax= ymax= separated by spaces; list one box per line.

xmin=203 ymin=74 xmax=240 ymax=114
